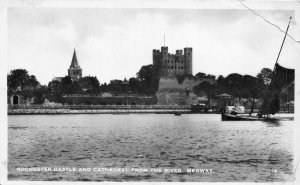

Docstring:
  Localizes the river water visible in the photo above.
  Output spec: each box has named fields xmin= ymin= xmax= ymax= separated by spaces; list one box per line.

xmin=8 ymin=114 xmax=294 ymax=182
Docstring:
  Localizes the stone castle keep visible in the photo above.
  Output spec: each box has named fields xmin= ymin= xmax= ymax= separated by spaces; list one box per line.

xmin=153 ymin=45 xmax=215 ymax=105
xmin=153 ymin=46 xmax=192 ymax=77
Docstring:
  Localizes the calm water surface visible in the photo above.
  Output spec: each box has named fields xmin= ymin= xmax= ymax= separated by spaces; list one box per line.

xmin=8 ymin=114 xmax=294 ymax=182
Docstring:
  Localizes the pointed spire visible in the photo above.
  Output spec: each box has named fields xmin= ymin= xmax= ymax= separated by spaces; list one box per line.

xmin=70 ymin=48 xmax=79 ymax=68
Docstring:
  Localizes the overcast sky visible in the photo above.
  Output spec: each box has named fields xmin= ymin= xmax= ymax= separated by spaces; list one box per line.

xmin=7 ymin=7 xmax=299 ymax=85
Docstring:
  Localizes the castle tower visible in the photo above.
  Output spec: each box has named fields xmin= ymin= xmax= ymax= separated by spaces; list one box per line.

xmin=161 ymin=46 xmax=168 ymax=76
xmin=184 ymin=47 xmax=192 ymax=75
xmin=68 ymin=49 xmax=82 ymax=81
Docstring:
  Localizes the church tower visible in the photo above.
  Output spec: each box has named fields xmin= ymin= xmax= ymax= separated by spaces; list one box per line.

xmin=68 ymin=49 xmax=82 ymax=81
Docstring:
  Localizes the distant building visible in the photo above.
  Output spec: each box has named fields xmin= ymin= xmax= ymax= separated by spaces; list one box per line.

xmin=52 ymin=48 xmax=83 ymax=82
xmin=52 ymin=77 xmax=63 ymax=82
xmin=68 ymin=49 xmax=82 ymax=81
xmin=8 ymin=94 xmax=35 ymax=105
xmin=153 ymin=46 xmax=192 ymax=77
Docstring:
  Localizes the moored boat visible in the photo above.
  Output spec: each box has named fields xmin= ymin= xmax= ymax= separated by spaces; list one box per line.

xmin=221 ymin=17 xmax=295 ymax=122
xmin=221 ymin=113 xmax=272 ymax=121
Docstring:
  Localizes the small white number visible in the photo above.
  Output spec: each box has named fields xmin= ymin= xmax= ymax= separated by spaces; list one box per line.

xmin=271 ymin=169 xmax=278 ymax=173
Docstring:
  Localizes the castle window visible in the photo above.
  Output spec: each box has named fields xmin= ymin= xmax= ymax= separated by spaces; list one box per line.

xmin=181 ymin=61 xmax=183 ymax=63
xmin=171 ymin=66 xmax=173 ymax=69
xmin=181 ymin=67 xmax=183 ymax=69
xmin=188 ymin=53 xmax=190 ymax=55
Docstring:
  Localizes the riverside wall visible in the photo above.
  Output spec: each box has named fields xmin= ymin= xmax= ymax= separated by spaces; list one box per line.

xmin=8 ymin=108 xmax=191 ymax=115
xmin=8 ymin=104 xmax=192 ymax=115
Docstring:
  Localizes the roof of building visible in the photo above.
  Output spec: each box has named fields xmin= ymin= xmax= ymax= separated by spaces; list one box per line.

xmin=216 ymin=93 xmax=232 ymax=98
xmin=197 ymin=96 xmax=208 ymax=102
xmin=70 ymin=48 xmax=80 ymax=68
xmin=121 ymin=81 xmax=129 ymax=85
xmin=52 ymin=77 xmax=63 ymax=82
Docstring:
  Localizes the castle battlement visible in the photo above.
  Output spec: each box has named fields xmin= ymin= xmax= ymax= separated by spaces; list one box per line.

xmin=153 ymin=46 xmax=193 ymax=77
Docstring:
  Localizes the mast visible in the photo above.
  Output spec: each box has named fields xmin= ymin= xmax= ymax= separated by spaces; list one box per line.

xmin=274 ymin=17 xmax=292 ymax=67
xmin=270 ymin=16 xmax=292 ymax=85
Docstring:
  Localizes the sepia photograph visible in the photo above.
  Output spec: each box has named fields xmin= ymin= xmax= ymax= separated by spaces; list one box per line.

xmin=1 ymin=0 xmax=300 ymax=184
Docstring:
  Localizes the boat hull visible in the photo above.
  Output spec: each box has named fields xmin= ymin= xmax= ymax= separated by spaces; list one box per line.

xmin=222 ymin=113 xmax=264 ymax=121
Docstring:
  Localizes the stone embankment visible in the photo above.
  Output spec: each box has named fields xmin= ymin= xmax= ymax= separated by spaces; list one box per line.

xmin=8 ymin=108 xmax=191 ymax=115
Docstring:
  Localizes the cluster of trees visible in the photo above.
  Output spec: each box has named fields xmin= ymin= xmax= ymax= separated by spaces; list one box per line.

xmin=194 ymin=72 xmax=216 ymax=80
xmin=193 ymin=68 xmax=273 ymax=103
xmin=7 ymin=69 xmax=40 ymax=90
xmin=7 ymin=69 xmax=45 ymax=104
xmin=47 ymin=76 xmax=100 ymax=102
xmin=8 ymin=66 xmax=277 ymax=105
xmin=7 ymin=64 xmax=160 ymax=103
xmin=100 ymin=65 xmax=159 ymax=95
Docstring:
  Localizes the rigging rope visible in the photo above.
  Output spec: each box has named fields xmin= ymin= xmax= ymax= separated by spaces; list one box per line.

xmin=236 ymin=0 xmax=300 ymax=44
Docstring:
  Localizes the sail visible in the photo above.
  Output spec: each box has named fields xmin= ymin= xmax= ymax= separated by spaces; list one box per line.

xmin=260 ymin=63 xmax=295 ymax=115
xmin=270 ymin=63 xmax=295 ymax=89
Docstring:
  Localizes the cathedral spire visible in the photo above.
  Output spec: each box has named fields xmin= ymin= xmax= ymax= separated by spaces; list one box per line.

xmin=68 ymin=48 xmax=82 ymax=81
xmin=70 ymin=48 xmax=79 ymax=68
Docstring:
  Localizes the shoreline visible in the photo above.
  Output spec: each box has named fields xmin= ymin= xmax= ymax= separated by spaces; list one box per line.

xmin=8 ymin=108 xmax=194 ymax=115
xmin=7 ymin=109 xmax=295 ymax=119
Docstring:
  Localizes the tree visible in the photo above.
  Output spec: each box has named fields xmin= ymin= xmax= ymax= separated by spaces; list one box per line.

xmin=32 ymin=85 xmax=47 ymax=104
xmin=195 ymin=72 xmax=206 ymax=79
xmin=106 ymin=79 xmax=123 ymax=93
xmin=100 ymin=82 xmax=108 ymax=92
xmin=61 ymin=76 xmax=82 ymax=94
xmin=257 ymin=68 xmax=272 ymax=85
xmin=225 ymin=73 xmax=244 ymax=97
xmin=28 ymin=75 xmax=39 ymax=88
xmin=78 ymin=76 xmax=100 ymax=94
xmin=136 ymin=64 xmax=159 ymax=95
xmin=128 ymin=77 xmax=140 ymax=93
xmin=48 ymin=80 xmax=63 ymax=102
xmin=137 ymin=65 xmax=155 ymax=81
xmin=243 ymin=75 xmax=264 ymax=115
xmin=47 ymin=76 xmax=82 ymax=103
xmin=7 ymin=69 xmax=39 ymax=90
xmin=216 ymin=75 xmax=226 ymax=94
xmin=60 ymin=76 xmax=73 ymax=94
xmin=193 ymin=81 xmax=216 ymax=105
xmin=206 ymin=74 xmax=216 ymax=80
